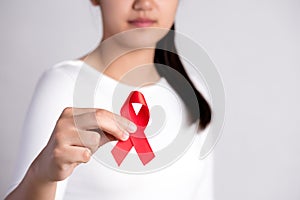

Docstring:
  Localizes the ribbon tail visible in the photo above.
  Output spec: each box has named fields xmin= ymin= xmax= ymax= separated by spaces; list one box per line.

xmin=111 ymin=139 xmax=133 ymax=166
xmin=131 ymin=137 xmax=155 ymax=165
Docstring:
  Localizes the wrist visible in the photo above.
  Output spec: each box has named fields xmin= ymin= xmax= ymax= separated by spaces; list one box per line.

xmin=29 ymin=153 xmax=55 ymax=184
xmin=5 ymin=160 xmax=57 ymax=200
xmin=28 ymin=162 xmax=56 ymax=186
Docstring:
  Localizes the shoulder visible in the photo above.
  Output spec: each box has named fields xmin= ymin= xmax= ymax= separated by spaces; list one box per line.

xmin=31 ymin=60 xmax=87 ymax=98
xmin=42 ymin=60 xmax=85 ymax=82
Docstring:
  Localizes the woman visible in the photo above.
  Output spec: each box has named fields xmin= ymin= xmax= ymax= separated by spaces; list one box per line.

xmin=5 ymin=0 xmax=213 ymax=199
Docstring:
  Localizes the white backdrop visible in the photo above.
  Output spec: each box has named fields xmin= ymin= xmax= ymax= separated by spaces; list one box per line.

xmin=1 ymin=0 xmax=299 ymax=199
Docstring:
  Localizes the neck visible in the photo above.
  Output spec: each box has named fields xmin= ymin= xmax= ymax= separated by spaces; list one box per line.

xmin=84 ymin=39 xmax=161 ymax=86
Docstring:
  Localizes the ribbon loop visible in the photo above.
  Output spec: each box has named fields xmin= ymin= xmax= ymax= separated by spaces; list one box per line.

xmin=111 ymin=91 xmax=155 ymax=166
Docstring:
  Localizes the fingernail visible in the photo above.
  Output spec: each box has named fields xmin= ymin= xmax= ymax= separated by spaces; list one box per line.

xmin=84 ymin=148 xmax=92 ymax=161
xmin=127 ymin=122 xmax=137 ymax=133
xmin=122 ymin=131 xmax=130 ymax=141
xmin=86 ymin=148 xmax=92 ymax=156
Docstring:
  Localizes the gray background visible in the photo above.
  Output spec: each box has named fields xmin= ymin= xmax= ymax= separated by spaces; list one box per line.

xmin=1 ymin=0 xmax=299 ymax=199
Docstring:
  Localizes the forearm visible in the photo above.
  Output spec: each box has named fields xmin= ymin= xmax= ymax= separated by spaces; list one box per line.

xmin=5 ymin=164 xmax=57 ymax=200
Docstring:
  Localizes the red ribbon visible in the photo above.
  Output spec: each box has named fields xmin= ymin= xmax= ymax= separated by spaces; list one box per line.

xmin=111 ymin=91 xmax=155 ymax=166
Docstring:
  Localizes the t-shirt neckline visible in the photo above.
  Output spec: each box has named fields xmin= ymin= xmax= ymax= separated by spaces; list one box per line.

xmin=75 ymin=59 xmax=167 ymax=89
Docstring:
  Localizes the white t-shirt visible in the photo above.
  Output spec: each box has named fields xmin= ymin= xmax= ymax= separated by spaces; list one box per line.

xmin=6 ymin=60 xmax=214 ymax=200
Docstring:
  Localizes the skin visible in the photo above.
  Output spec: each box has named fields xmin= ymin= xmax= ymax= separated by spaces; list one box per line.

xmin=84 ymin=0 xmax=179 ymax=85
xmin=5 ymin=0 xmax=178 ymax=199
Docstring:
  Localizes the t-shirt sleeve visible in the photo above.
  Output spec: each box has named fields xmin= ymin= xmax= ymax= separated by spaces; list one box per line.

xmin=5 ymin=65 xmax=75 ymax=200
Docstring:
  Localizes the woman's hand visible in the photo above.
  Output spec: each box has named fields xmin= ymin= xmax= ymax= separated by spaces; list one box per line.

xmin=5 ymin=107 xmax=137 ymax=200
xmin=31 ymin=107 xmax=137 ymax=182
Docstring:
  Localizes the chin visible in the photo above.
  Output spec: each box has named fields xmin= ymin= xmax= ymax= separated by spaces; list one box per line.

xmin=110 ymin=27 xmax=170 ymax=50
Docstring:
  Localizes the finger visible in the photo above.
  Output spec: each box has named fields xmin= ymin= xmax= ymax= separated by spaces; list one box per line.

xmin=60 ymin=107 xmax=96 ymax=118
xmin=56 ymin=124 xmax=115 ymax=152
xmin=53 ymin=146 xmax=91 ymax=165
xmin=73 ymin=109 xmax=137 ymax=141
xmin=53 ymin=125 xmax=99 ymax=152
xmin=68 ymin=108 xmax=137 ymax=133
xmin=69 ymin=130 xmax=101 ymax=153
xmin=65 ymin=146 xmax=92 ymax=164
xmin=87 ymin=128 xmax=117 ymax=146
xmin=70 ymin=107 xmax=97 ymax=116
xmin=72 ymin=129 xmax=116 ymax=153
xmin=113 ymin=114 xmax=137 ymax=133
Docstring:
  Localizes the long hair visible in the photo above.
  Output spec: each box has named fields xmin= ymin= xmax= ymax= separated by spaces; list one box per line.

xmin=154 ymin=24 xmax=211 ymax=130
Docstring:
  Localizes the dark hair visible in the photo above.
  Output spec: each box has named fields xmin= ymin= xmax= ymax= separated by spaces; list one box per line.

xmin=154 ymin=24 xmax=211 ymax=130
